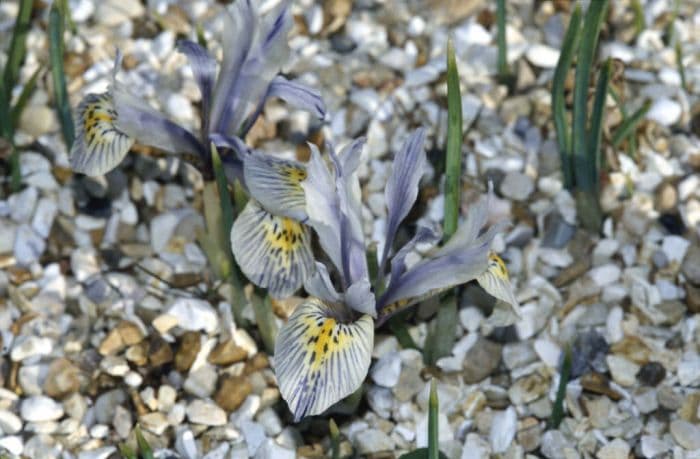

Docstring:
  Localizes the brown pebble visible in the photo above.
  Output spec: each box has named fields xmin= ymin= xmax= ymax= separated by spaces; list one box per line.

xmin=208 ymin=339 xmax=247 ymax=366
xmin=148 ymin=336 xmax=173 ymax=367
xmin=44 ymin=358 xmax=82 ymax=398
xmin=580 ymin=372 xmax=622 ymax=401
xmin=175 ymin=332 xmax=201 ymax=373
xmin=215 ymin=375 xmax=252 ymax=412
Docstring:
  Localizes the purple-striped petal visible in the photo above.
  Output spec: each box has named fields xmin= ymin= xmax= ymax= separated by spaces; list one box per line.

xmin=112 ymin=84 xmax=204 ymax=157
xmin=274 ymin=298 xmax=373 ymax=422
xmin=380 ymin=128 xmax=427 ymax=270
xmin=177 ymin=40 xmax=217 ymax=131
xmin=267 ymin=75 xmax=326 ymax=120
xmin=211 ymin=0 xmax=292 ymax=136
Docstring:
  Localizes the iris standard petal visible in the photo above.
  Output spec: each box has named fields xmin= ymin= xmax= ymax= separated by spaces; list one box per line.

xmin=244 ymin=150 xmax=308 ymax=221
xmin=177 ymin=40 xmax=217 ymax=130
xmin=267 ymin=75 xmax=326 ymax=120
xmin=302 ymin=144 xmax=343 ymax=272
xmin=274 ymin=298 xmax=373 ymax=422
xmin=209 ymin=0 xmax=255 ymax=133
xmin=112 ymin=84 xmax=204 ymax=157
xmin=381 ymin=128 xmax=427 ymax=268
xmin=212 ymin=0 xmax=292 ymax=136
xmin=230 ymin=200 xmax=314 ymax=298
xmin=70 ymin=92 xmax=134 ymax=176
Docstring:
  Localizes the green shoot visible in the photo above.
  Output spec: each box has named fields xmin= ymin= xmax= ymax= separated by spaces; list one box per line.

xmin=551 ymin=4 xmax=582 ymax=189
xmin=428 ymin=379 xmax=439 ymax=459
xmin=675 ymin=41 xmax=688 ymax=93
xmin=496 ymin=0 xmax=510 ymax=84
xmin=443 ymin=38 xmax=462 ymax=241
xmin=330 ymin=418 xmax=341 ymax=459
xmin=549 ymin=346 xmax=572 ymax=429
xmin=134 ymin=425 xmax=154 ymax=459
xmin=630 ymin=0 xmax=644 ymax=38
xmin=611 ymin=99 xmax=651 ymax=148
xmin=250 ymin=291 xmax=277 ymax=354
xmin=49 ymin=2 xmax=75 ymax=149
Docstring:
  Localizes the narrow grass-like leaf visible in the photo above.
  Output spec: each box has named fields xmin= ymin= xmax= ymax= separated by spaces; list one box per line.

xmin=572 ymin=0 xmax=607 ymax=190
xmin=586 ymin=58 xmax=611 ymax=190
xmin=10 ymin=65 xmax=42 ymax=130
xmin=675 ymin=41 xmax=688 ymax=93
xmin=211 ymin=144 xmax=235 ymax=252
xmin=551 ymin=4 xmax=582 ymax=190
xmin=196 ymin=22 xmax=208 ymax=48
xmin=118 ymin=444 xmax=137 ymax=459
xmin=0 ymin=74 xmax=10 ymax=140
xmin=496 ymin=0 xmax=508 ymax=80
xmin=428 ymin=379 xmax=439 ymax=459
xmin=444 ymin=38 xmax=462 ymax=241
xmin=388 ymin=311 xmax=418 ymax=350
xmin=250 ymin=291 xmax=277 ymax=354
xmin=423 ymin=295 xmax=457 ymax=365
xmin=611 ymin=99 xmax=651 ymax=148
xmin=49 ymin=3 xmax=75 ymax=149
xmin=549 ymin=346 xmax=572 ymax=429
xmin=3 ymin=0 xmax=33 ymax=94
xmin=329 ymin=418 xmax=341 ymax=459
xmin=134 ymin=425 xmax=154 ymax=459
xmin=630 ymin=0 xmax=645 ymax=39
xmin=210 ymin=144 xmax=246 ymax=325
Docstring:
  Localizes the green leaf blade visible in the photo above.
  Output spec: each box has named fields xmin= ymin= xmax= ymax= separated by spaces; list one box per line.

xmin=611 ymin=99 xmax=651 ymax=148
xmin=49 ymin=3 xmax=75 ymax=149
xmin=586 ymin=58 xmax=612 ymax=191
xmin=571 ymin=0 xmax=609 ymax=190
xmin=3 ymin=0 xmax=33 ymax=96
xmin=551 ymin=4 xmax=582 ymax=190
xmin=444 ymin=38 xmax=462 ymax=241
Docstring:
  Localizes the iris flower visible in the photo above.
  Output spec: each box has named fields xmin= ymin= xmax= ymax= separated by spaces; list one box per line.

xmin=268 ymin=128 xmax=521 ymax=421
xmin=69 ymin=0 xmax=325 ymax=298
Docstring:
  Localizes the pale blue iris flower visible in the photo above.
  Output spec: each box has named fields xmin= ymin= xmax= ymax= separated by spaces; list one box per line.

xmin=69 ymin=0 xmax=324 ymax=179
xmin=271 ymin=128 xmax=521 ymax=421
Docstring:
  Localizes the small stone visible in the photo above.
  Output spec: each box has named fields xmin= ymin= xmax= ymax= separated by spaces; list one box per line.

xmin=44 ymin=358 xmax=82 ymax=398
xmin=370 ymin=351 xmax=401 ymax=388
xmin=640 ymin=435 xmax=670 ymax=458
xmin=183 ymin=363 xmax=217 ymax=398
xmin=19 ymin=105 xmax=57 ymax=137
xmin=540 ymin=430 xmax=574 ymax=459
xmin=661 ymin=235 xmax=689 ymax=263
xmin=14 ymin=224 xmax=45 ymax=266
xmin=606 ymin=355 xmax=640 ymax=387
xmin=517 ymin=417 xmax=541 ymax=452
xmin=500 ymin=171 xmax=534 ymax=201
xmin=139 ymin=412 xmax=169 ymax=435
xmin=525 ymin=44 xmax=560 ymax=68
xmin=240 ymin=420 xmax=267 ymax=456
xmin=256 ymin=439 xmax=295 ymax=459
xmin=148 ymin=336 xmax=174 ymax=367
xmin=175 ymin=331 xmax=201 ymax=372
xmin=208 ymin=339 xmax=247 ymax=366
xmin=353 ymin=429 xmax=394 ymax=455
xmin=462 ymin=338 xmax=502 ymax=384
xmin=647 ymin=98 xmax=682 ymax=126
xmin=597 ymin=438 xmax=630 ymax=459
xmin=77 ymin=447 xmax=117 ymax=459
xmin=677 ymin=352 xmax=700 ymax=386
xmin=657 ymin=386 xmax=683 ymax=411
xmin=636 ymin=362 xmax=666 ymax=387
xmin=95 ymin=0 xmax=145 ymax=26
xmin=186 ymin=400 xmax=226 ymax=426
xmin=10 ymin=336 xmax=52 ymax=362
xmin=94 ymin=389 xmax=127 ymax=424
xmin=216 ymin=375 xmax=252 ymax=412
xmin=682 ymin=245 xmax=700 ymax=285
xmin=167 ymin=298 xmax=218 ymax=334
xmin=0 ymin=409 xmax=23 ymax=434
xmin=670 ymin=419 xmax=700 ymax=450
xmin=20 ymin=395 xmax=64 ymax=422
xmin=490 ymin=406 xmax=517 ymax=453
